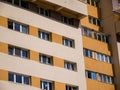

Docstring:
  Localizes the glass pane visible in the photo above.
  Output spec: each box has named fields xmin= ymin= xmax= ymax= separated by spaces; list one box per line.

xmin=15 ymin=48 xmax=21 ymax=57
xmin=85 ymin=49 xmax=89 ymax=57
xmin=22 ymin=50 xmax=28 ymax=58
xmin=45 ymin=10 xmax=49 ymax=16
xmin=21 ymin=0 xmax=28 ymax=8
xmin=24 ymin=76 xmax=30 ymax=85
xmin=46 ymin=57 xmax=51 ymax=64
xmin=8 ymin=47 xmax=13 ymax=55
xmin=39 ymin=8 xmax=44 ymax=15
xmin=63 ymin=16 xmax=68 ymax=24
xmin=22 ymin=25 xmax=28 ymax=34
xmin=41 ymin=81 xmax=48 ymax=90
xmin=15 ymin=23 xmax=20 ymax=31
xmin=14 ymin=0 xmax=20 ymax=6
xmin=45 ymin=34 xmax=49 ymax=41
xmin=8 ymin=21 xmax=13 ymax=29
xmin=16 ymin=74 xmax=22 ymax=83
xmin=40 ymin=55 xmax=44 ymax=63
xmin=91 ymin=72 xmax=96 ymax=80
xmin=8 ymin=73 xmax=14 ymax=81
xmin=6 ymin=0 xmax=12 ymax=3
xmin=49 ymin=82 xmax=52 ymax=90
xmin=89 ymin=51 xmax=93 ymax=58
xmin=87 ymin=30 xmax=92 ymax=37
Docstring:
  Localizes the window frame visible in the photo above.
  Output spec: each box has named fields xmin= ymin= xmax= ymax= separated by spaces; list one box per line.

xmin=66 ymin=85 xmax=78 ymax=90
xmin=38 ymin=30 xmax=51 ymax=41
xmin=8 ymin=20 xmax=29 ymax=34
xmin=40 ymin=80 xmax=53 ymax=90
xmin=8 ymin=72 xmax=31 ymax=85
xmin=39 ymin=54 xmax=53 ymax=65
xmin=8 ymin=45 xmax=29 ymax=59
xmin=83 ymin=48 xmax=94 ymax=58
xmin=64 ymin=61 xmax=77 ymax=71
xmin=85 ymin=70 xmax=96 ymax=80
xmin=63 ymin=37 xmax=75 ymax=48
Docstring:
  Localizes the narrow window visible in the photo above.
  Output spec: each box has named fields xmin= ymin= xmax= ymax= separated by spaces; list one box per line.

xmin=38 ymin=30 xmax=51 ymax=41
xmin=41 ymin=80 xmax=53 ymax=90
xmin=8 ymin=20 xmax=28 ymax=34
xmin=63 ymin=37 xmax=74 ymax=48
xmin=8 ymin=72 xmax=30 ymax=85
xmin=66 ymin=85 xmax=78 ymax=90
xmin=39 ymin=54 xmax=52 ymax=65
xmin=64 ymin=61 xmax=77 ymax=71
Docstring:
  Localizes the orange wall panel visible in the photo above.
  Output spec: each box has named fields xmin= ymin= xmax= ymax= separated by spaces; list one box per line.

xmin=80 ymin=17 xmax=100 ymax=31
xmin=53 ymin=57 xmax=64 ymax=68
xmin=0 ymin=42 xmax=8 ymax=54
xmin=0 ymin=69 xmax=8 ymax=81
xmin=85 ymin=57 xmax=113 ymax=76
xmin=29 ymin=26 xmax=38 ymax=37
xmin=54 ymin=82 xmax=66 ymax=90
xmin=52 ymin=33 xmax=62 ymax=44
xmin=82 ymin=36 xmax=111 ymax=55
xmin=0 ymin=16 xmax=8 ymax=27
xmin=87 ymin=79 xmax=115 ymax=90
xmin=87 ymin=5 xmax=99 ymax=18
xmin=31 ymin=76 xmax=40 ymax=88
xmin=30 ymin=50 xmax=39 ymax=62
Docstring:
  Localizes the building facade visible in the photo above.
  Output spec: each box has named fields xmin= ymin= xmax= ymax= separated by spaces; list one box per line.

xmin=0 ymin=0 xmax=119 ymax=90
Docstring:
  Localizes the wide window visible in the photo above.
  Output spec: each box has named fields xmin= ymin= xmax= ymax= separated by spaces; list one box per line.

xmin=94 ymin=32 xmax=108 ymax=42
xmin=39 ymin=54 xmax=52 ymax=65
xmin=38 ymin=30 xmax=51 ymax=41
xmin=82 ymin=27 xmax=92 ymax=38
xmin=41 ymin=80 xmax=53 ymax=90
xmin=8 ymin=20 xmax=28 ymax=34
xmin=83 ymin=49 xmax=94 ymax=58
xmin=98 ymin=74 xmax=114 ymax=84
xmin=66 ymin=85 xmax=78 ymax=90
xmin=63 ymin=37 xmax=74 ymax=48
xmin=64 ymin=61 xmax=77 ymax=71
xmin=85 ymin=70 xmax=96 ymax=80
xmin=87 ymin=0 xmax=99 ymax=7
xmin=89 ymin=16 xmax=100 ymax=26
xmin=38 ymin=7 xmax=50 ymax=17
xmin=8 ymin=46 xmax=29 ymax=59
xmin=8 ymin=72 xmax=30 ymax=85
xmin=96 ymin=52 xmax=111 ymax=63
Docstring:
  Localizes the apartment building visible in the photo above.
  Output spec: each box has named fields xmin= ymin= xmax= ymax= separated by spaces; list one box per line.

xmin=81 ymin=0 xmax=115 ymax=90
xmin=0 ymin=0 xmax=118 ymax=90
xmin=101 ymin=0 xmax=120 ymax=90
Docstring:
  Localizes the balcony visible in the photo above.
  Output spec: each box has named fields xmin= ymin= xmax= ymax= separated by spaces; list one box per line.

xmin=29 ymin=0 xmax=88 ymax=18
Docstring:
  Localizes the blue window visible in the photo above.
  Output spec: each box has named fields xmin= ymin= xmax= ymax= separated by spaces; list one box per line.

xmin=91 ymin=72 xmax=96 ymax=80
xmin=8 ymin=47 xmax=13 ymax=55
xmin=64 ymin=61 xmax=76 ymax=71
xmin=83 ymin=49 xmax=94 ymax=58
xmin=22 ymin=50 xmax=28 ymax=58
xmin=22 ymin=25 xmax=28 ymax=34
xmin=41 ymin=80 xmax=53 ymax=90
xmin=16 ymin=74 xmax=22 ymax=83
xmin=15 ymin=23 xmax=20 ymax=32
xmin=8 ymin=46 xmax=29 ymax=59
xmin=8 ymin=20 xmax=28 ymax=34
xmin=85 ymin=70 xmax=96 ymax=80
xmin=8 ymin=73 xmax=14 ymax=81
xmin=63 ymin=38 xmax=74 ymax=48
xmin=8 ymin=72 xmax=30 ymax=85
xmin=66 ymin=85 xmax=78 ymax=90
xmin=24 ymin=76 xmax=30 ymax=85
xmin=38 ymin=31 xmax=50 ymax=41
xmin=40 ymin=54 xmax=52 ymax=65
